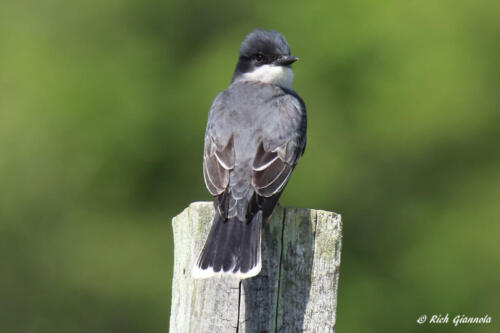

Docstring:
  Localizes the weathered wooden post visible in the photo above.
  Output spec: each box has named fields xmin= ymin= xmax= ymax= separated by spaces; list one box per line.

xmin=169 ymin=201 xmax=342 ymax=333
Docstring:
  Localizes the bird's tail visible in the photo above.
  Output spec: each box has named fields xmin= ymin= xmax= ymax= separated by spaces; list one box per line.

xmin=192 ymin=210 xmax=262 ymax=279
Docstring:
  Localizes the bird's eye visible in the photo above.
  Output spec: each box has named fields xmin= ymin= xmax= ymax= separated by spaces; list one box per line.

xmin=254 ymin=53 xmax=265 ymax=62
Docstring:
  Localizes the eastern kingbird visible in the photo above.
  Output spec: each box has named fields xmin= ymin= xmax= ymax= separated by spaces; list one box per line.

xmin=193 ymin=29 xmax=307 ymax=279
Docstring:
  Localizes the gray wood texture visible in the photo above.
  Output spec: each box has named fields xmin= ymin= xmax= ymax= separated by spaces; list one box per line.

xmin=169 ymin=202 xmax=342 ymax=333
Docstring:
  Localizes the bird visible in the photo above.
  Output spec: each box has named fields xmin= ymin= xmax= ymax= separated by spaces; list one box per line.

xmin=193 ymin=29 xmax=307 ymax=279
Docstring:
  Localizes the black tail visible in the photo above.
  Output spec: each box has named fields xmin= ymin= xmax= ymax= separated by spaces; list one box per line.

xmin=192 ymin=210 xmax=262 ymax=279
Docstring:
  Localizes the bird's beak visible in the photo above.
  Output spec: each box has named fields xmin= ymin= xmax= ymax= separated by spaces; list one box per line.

xmin=275 ymin=55 xmax=299 ymax=66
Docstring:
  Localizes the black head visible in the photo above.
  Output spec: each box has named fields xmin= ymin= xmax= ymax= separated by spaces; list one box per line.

xmin=232 ymin=29 xmax=298 ymax=81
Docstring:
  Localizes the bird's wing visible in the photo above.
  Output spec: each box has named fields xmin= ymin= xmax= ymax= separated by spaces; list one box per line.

xmin=203 ymin=92 xmax=235 ymax=197
xmin=203 ymin=134 xmax=234 ymax=196
xmin=252 ymin=91 xmax=306 ymax=197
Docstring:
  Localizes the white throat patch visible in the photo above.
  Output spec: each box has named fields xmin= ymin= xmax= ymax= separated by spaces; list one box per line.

xmin=242 ymin=65 xmax=294 ymax=88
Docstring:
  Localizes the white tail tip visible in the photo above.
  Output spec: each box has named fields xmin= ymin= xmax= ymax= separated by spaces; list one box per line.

xmin=191 ymin=262 xmax=262 ymax=280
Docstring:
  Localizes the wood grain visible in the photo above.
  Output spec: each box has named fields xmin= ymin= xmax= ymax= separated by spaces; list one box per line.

xmin=170 ymin=202 xmax=342 ymax=333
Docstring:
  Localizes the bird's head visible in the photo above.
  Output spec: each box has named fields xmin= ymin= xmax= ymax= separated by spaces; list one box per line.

xmin=232 ymin=29 xmax=298 ymax=88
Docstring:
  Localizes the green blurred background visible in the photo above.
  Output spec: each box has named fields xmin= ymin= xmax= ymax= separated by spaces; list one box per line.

xmin=1 ymin=0 xmax=499 ymax=332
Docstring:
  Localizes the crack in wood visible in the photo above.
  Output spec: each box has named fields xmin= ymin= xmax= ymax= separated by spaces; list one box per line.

xmin=274 ymin=207 xmax=287 ymax=331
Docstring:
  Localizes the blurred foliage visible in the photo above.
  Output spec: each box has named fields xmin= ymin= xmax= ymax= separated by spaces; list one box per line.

xmin=1 ymin=0 xmax=499 ymax=332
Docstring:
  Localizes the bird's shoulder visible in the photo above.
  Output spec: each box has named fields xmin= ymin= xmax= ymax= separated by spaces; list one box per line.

xmin=213 ymin=82 xmax=305 ymax=111
xmin=280 ymin=87 xmax=306 ymax=112
xmin=206 ymin=82 xmax=306 ymax=142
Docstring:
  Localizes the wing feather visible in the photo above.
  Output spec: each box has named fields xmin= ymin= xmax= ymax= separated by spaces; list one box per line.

xmin=203 ymin=135 xmax=235 ymax=196
xmin=258 ymin=164 xmax=293 ymax=197
xmin=252 ymin=145 xmax=293 ymax=197
xmin=252 ymin=143 xmax=280 ymax=171
xmin=251 ymin=92 xmax=306 ymax=198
